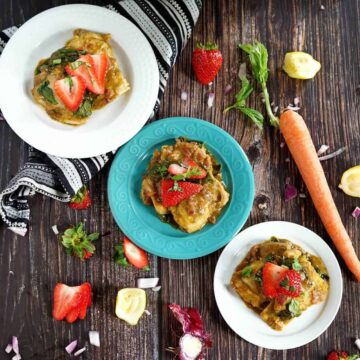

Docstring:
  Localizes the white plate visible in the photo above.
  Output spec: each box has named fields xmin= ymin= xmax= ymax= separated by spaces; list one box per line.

xmin=214 ymin=221 xmax=343 ymax=350
xmin=0 ymin=4 xmax=159 ymax=158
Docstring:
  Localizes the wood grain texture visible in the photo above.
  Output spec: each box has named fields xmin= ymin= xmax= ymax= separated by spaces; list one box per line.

xmin=0 ymin=0 xmax=359 ymax=359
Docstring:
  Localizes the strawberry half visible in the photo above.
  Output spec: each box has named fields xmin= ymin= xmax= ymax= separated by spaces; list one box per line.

xmin=53 ymin=282 xmax=91 ymax=322
xmin=161 ymin=179 xmax=203 ymax=207
xmin=183 ymin=158 xmax=207 ymax=179
xmin=192 ymin=42 xmax=223 ymax=85
xmin=54 ymin=76 xmax=85 ymax=112
xmin=168 ymin=163 xmax=187 ymax=176
xmin=89 ymin=53 xmax=108 ymax=94
xmin=277 ymin=269 xmax=302 ymax=298
xmin=123 ymin=237 xmax=149 ymax=270
xmin=69 ymin=185 xmax=91 ymax=210
xmin=66 ymin=54 xmax=108 ymax=95
xmin=262 ymin=262 xmax=288 ymax=298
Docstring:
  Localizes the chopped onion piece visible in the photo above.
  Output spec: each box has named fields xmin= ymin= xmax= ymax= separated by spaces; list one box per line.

xmin=238 ymin=62 xmax=246 ymax=79
xmin=152 ymin=286 xmax=161 ymax=292
xmin=320 ymin=4 xmax=325 ymax=10
xmin=273 ymin=106 xmax=279 ymax=114
xmin=12 ymin=336 xmax=19 ymax=354
xmin=224 ymin=84 xmax=232 ymax=95
xmin=318 ymin=147 xmax=346 ymax=161
xmin=355 ymin=338 xmax=360 ymax=350
xmin=51 ymin=225 xmax=59 ymax=235
xmin=74 ymin=347 xmax=86 ymax=357
xmin=294 ymin=97 xmax=300 ymax=106
xmin=11 ymin=355 xmax=21 ymax=360
xmin=207 ymin=92 xmax=215 ymax=108
xmin=181 ymin=91 xmax=188 ymax=101
xmin=286 ymin=105 xmax=300 ymax=111
xmin=179 ymin=334 xmax=202 ymax=360
xmin=65 ymin=340 xmax=78 ymax=354
xmin=137 ymin=277 xmax=159 ymax=289
xmin=299 ymin=193 xmax=307 ymax=198
xmin=280 ymin=141 xmax=285 ymax=148
xmin=285 ymin=158 xmax=290 ymax=163
xmin=317 ymin=144 xmax=330 ymax=156
xmin=144 ymin=309 xmax=151 ymax=315
xmin=5 ymin=344 xmax=12 ymax=353
xmin=9 ymin=270 xmax=14 ymax=275
xmin=352 ymin=207 xmax=360 ymax=220
xmin=285 ymin=182 xmax=298 ymax=201
xmin=89 ymin=331 xmax=100 ymax=347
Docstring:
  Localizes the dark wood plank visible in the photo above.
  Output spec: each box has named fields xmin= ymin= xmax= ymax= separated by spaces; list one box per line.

xmin=0 ymin=0 xmax=359 ymax=359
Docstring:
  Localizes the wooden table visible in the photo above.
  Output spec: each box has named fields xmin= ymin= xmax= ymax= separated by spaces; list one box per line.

xmin=1 ymin=1 xmax=359 ymax=359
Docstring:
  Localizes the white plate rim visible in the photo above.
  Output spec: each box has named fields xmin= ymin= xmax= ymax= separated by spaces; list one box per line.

xmin=0 ymin=4 xmax=159 ymax=158
xmin=213 ymin=221 xmax=343 ymax=350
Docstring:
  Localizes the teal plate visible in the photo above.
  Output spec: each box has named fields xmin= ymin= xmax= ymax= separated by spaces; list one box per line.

xmin=108 ymin=117 xmax=255 ymax=259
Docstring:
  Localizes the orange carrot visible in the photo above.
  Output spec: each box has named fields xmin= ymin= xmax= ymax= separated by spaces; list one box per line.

xmin=280 ymin=110 xmax=360 ymax=281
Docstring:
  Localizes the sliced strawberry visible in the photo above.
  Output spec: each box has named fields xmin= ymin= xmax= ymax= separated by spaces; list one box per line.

xmin=52 ymin=283 xmax=84 ymax=321
xmin=123 ymin=237 xmax=149 ymax=270
xmin=262 ymin=262 xmax=288 ymax=298
xmin=277 ymin=269 xmax=302 ymax=298
xmin=161 ymin=179 xmax=203 ymax=207
xmin=65 ymin=302 xmax=82 ymax=323
xmin=168 ymin=163 xmax=187 ymax=176
xmin=79 ymin=283 xmax=92 ymax=320
xmin=54 ymin=76 xmax=85 ymax=112
xmin=183 ymin=158 xmax=207 ymax=179
xmin=327 ymin=351 xmax=350 ymax=360
xmin=89 ymin=53 xmax=108 ymax=94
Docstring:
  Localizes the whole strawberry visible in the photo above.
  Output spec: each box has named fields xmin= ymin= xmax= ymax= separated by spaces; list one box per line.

xmin=69 ymin=185 xmax=91 ymax=210
xmin=192 ymin=42 xmax=223 ymax=85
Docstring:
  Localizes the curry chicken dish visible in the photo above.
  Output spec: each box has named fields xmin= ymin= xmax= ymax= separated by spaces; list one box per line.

xmin=140 ymin=138 xmax=230 ymax=233
xmin=231 ymin=237 xmax=329 ymax=331
xmin=32 ymin=29 xmax=130 ymax=125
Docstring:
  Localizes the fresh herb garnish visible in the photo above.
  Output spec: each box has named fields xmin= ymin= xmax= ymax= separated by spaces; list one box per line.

xmin=35 ymin=47 xmax=87 ymax=74
xmin=253 ymin=270 xmax=263 ymax=285
xmin=224 ymin=68 xmax=264 ymax=129
xmin=241 ymin=265 xmax=253 ymax=277
xmin=70 ymin=60 xmax=87 ymax=70
xmin=75 ymin=91 xmax=95 ymax=117
xmin=171 ymin=166 xmax=202 ymax=181
xmin=37 ymin=81 xmax=58 ymax=105
xmin=265 ymin=254 xmax=274 ymax=262
xmin=169 ymin=180 xmax=183 ymax=192
xmin=239 ymin=41 xmax=279 ymax=127
xmin=282 ymin=257 xmax=302 ymax=271
xmin=65 ymin=76 xmax=73 ymax=92
xmin=114 ymin=244 xmax=129 ymax=267
xmin=315 ymin=267 xmax=330 ymax=280
xmin=288 ymin=299 xmax=301 ymax=317
xmin=147 ymin=162 xmax=169 ymax=180
xmin=280 ymin=277 xmax=289 ymax=288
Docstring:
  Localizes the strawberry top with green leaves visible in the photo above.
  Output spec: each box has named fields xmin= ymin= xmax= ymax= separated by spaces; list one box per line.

xmin=161 ymin=179 xmax=203 ymax=207
xmin=192 ymin=42 xmax=223 ymax=85
xmin=327 ymin=351 xmax=359 ymax=360
xmin=69 ymin=185 xmax=91 ymax=210
xmin=61 ymin=222 xmax=99 ymax=261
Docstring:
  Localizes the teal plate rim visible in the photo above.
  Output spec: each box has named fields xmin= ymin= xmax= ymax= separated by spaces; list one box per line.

xmin=107 ymin=117 xmax=255 ymax=260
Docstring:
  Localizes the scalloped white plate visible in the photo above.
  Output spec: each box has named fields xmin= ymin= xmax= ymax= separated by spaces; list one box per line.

xmin=0 ymin=4 xmax=159 ymax=158
xmin=214 ymin=221 xmax=343 ymax=350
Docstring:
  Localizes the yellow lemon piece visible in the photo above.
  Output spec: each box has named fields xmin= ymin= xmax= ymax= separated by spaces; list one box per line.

xmin=115 ymin=288 xmax=146 ymax=325
xmin=339 ymin=165 xmax=360 ymax=198
xmin=283 ymin=52 xmax=321 ymax=79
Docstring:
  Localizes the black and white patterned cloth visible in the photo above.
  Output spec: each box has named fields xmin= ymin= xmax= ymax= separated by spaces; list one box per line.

xmin=0 ymin=0 xmax=202 ymax=236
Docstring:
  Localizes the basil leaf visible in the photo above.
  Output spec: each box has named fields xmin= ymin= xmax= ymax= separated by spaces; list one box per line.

xmin=37 ymin=81 xmax=58 ymax=105
xmin=241 ymin=265 xmax=253 ymax=277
